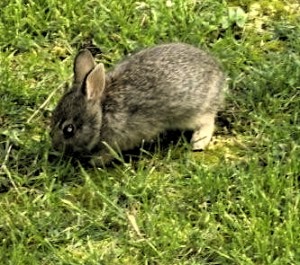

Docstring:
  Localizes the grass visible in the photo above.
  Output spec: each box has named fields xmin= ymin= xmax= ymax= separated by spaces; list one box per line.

xmin=0 ymin=0 xmax=300 ymax=264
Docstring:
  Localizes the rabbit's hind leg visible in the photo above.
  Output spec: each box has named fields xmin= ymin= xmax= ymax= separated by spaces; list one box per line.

xmin=191 ymin=113 xmax=215 ymax=151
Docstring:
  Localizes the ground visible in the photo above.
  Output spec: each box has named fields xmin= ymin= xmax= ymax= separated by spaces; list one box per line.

xmin=0 ymin=0 xmax=299 ymax=264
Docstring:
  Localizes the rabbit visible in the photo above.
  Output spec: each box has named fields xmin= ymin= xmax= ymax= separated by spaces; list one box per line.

xmin=50 ymin=43 xmax=226 ymax=165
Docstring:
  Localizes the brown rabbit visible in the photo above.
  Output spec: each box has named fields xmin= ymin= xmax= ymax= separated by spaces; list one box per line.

xmin=51 ymin=43 xmax=226 ymax=165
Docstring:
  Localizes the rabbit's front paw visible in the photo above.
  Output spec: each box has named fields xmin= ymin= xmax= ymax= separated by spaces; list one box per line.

xmin=90 ymin=154 xmax=113 ymax=167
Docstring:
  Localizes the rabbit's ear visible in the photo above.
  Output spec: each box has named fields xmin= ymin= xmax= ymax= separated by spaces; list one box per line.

xmin=85 ymin=63 xmax=105 ymax=101
xmin=74 ymin=49 xmax=96 ymax=84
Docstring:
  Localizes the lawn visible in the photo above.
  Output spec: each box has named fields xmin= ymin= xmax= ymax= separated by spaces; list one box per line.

xmin=0 ymin=0 xmax=300 ymax=264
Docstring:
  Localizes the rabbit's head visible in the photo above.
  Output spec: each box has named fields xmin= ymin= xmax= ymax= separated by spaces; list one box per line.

xmin=50 ymin=50 xmax=105 ymax=156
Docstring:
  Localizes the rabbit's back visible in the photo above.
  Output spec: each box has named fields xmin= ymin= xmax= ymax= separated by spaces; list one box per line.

xmin=103 ymin=43 xmax=224 ymax=128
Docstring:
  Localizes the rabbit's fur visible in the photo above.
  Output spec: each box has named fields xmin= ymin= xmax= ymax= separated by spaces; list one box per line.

xmin=51 ymin=43 xmax=226 ymax=165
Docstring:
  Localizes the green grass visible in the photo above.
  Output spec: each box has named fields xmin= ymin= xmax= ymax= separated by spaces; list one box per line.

xmin=0 ymin=0 xmax=300 ymax=264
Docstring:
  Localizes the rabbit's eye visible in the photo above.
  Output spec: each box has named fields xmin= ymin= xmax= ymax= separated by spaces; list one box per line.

xmin=63 ymin=124 xmax=75 ymax=139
